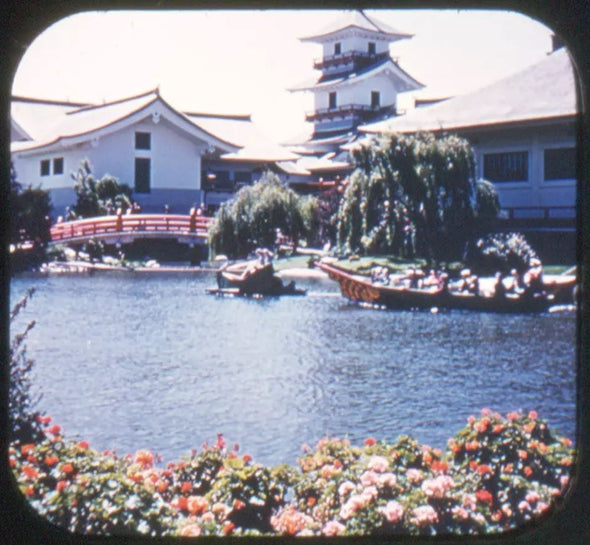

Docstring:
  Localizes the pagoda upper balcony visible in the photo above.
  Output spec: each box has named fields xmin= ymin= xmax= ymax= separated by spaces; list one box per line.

xmin=313 ymin=50 xmax=395 ymax=71
xmin=305 ymin=103 xmax=402 ymax=123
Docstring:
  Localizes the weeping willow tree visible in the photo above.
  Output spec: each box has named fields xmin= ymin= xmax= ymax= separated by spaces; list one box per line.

xmin=208 ymin=172 xmax=318 ymax=259
xmin=336 ymin=133 xmax=499 ymax=262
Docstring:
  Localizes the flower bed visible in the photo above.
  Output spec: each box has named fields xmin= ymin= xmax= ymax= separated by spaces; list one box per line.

xmin=9 ymin=410 xmax=574 ymax=537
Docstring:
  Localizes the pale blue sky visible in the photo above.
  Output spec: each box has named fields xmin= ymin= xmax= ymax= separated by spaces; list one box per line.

xmin=11 ymin=9 xmax=554 ymax=142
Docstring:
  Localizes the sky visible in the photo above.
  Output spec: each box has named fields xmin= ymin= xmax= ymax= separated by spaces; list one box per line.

xmin=11 ymin=9 xmax=555 ymax=143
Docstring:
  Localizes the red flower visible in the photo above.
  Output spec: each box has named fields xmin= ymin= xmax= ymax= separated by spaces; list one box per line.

xmin=78 ymin=441 xmax=89 ymax=450
xmin=157 ymin=480 xmax=169 ymax=493
xmin=47 ymin=424 xmax=61 ymax=435
xmin=222 ymin=521 xmax=235 ymax=535
xmin=523 ymin=466 xmax=533 ymax=477
xmin=333 ymin=459 xmax=342 ymax=469
xmin=307 ymin=497 xmax=317 ymax=507
xmin=364 ymin=437 xmax=376 ymax=447
xmin=56 ymin=481 xmax=68 ymax=493
xmin=492 ymin=424 xmax=505 ymax=434
xmin=20 ymin=444 xmax=35 ymax=456
xmin=44 ymin=455 xmax=59 ymax=467
xmin=22 ymin=465 xmax=38 ymax=479
xmin=475 ymin=489 xmax=494 ymax=506
xmin=233 ymin=499 xmax=246 ymax=511
xmin=36 ymin=415 xmax=51 ymax=425
xmin=506 ymin=412 xmax=519 ymax=421
xmin=431 ymin=460 xmax=449 ymax=473
xmin=25 ymin=486 xmax=35 ymax=497
xmin=477 ymin=464 xmax=492 ymax=475
xmin=27 ymin=455 xmax=36 ymax=463
xmin=242 ymin=454 xmax=252 ymax=464
xmin=61 ymin=463 xmax=74 ymax=475
xmin=181 ymin=482 xmax=192 ymax=494
xmin=176 ymin=496 xmax=188 ymax=511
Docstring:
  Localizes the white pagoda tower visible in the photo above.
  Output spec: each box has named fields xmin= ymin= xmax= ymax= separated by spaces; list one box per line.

xmin=290 ymin=10 xmax=424 ymax=155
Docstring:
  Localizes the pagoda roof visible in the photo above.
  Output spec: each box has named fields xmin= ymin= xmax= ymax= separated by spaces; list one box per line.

xmin=300 ymin=10 xmax=413 ymax=43
xmin=289 ymin=57 xmax=424 ymax=93
xmin=360 ymin=48 xmax=576 ymax=134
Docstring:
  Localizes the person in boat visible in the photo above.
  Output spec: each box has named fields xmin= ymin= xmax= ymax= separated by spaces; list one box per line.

xmin=523 ymin=258 xmax=545 ymax=297
xmin=371 ymin=266 xmax=389 ymax=285
xmin=423 ymin=269 xmax=442 ymax=290
xmin=508 ymin=268 xmax=524 ymax=294
xmin=493 ymin=272 xmax=507 ymax=298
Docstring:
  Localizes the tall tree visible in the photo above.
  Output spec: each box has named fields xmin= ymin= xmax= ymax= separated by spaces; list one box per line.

xmin=208 ymin=172 xmax=318 ymax=259
xmin=336 ymin=133 xmax=499 ymax=262
xmin=72 ymin=159 xmax=133 ymax=218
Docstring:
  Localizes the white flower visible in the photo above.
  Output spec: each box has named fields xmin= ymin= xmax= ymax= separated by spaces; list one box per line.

xmin=410 ymin=505 xmax=438 ymax=527
xmin=377 ymin=472 xmax=397 ymax=488
xmin=406 ymin=468 xmax=424 ymax=484
xmin=338 ymin=481 xmax=356 ymax=498
xmin=322 ymin=520 xmax=345 ymax=536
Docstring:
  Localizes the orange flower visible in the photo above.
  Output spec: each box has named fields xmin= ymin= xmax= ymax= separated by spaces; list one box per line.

xmin=523 ymin=466 xmax=533 ymax=477
xmin=477 ymin=464 xmax=492 ymax=475
xmin=307 ymin=497 xmax=317 ymax=507
xmin=518 ymin=450 xmax=528 ymax=460
xmin=492 ymin=424 xmax=505 ymax=434
xmin=469 ymin=461 xmax=478 ymax=471
xmin=560 ymin=437 xmax=573 ymax=447
xmin=61 ymin=463 xmax=74 ymax=475
xmin=47 ymin=424 xmax=61 ymax=435
xmin=157 ymin=480 xmax=169 ymax=494
xmin=135 ymin=450 xmax=154 ymax=467
xmin=44 ymin=455 xmax=59 ymax=467
xmin=503 ymin=463 xmax=514 ymax=474
xmin=432 ymin=460 xmax=449 ymax=473
xmin=176 ymin=496 xmax=188 ymax=511
xmin=181 ymin=481 xmax=192 ymax=494
xmin=22 ymin=465 xmax=38 ymax=479
xmin=233 ymin=499 xmax=246 ymax=511
xmin=560 ymin=457 xmax=573 ymax=467
xmin=187 ymin=495 xmax=208 ymax=515
xmin=333 ymin=459 xmax=342 ymax=469
xmin=25 ymin=486 xmax=35 ymax=497
xmin=465 ymin=440 xmax=480 ymax=452
xmin=20 ymin=444 xmax=35 ymax=456
xmin=56 ymin=481 xmax=68 ymax=493
xmin=524 ymin=422 xmax=536 ymax=434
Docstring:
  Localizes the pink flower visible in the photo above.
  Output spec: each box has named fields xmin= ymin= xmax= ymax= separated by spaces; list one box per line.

xmin=410 ymin=505 xmax=439 ymax=527
xmin=180 ymin=523 xmax=202 ymax=537
xmin=377 ymin=472 xmax=397 ymax=488
xmin=421 ymin=475 xmax=454 ymax=499
xmin=322 ymin=520 xmax=345 ymax=536
xmin=507 ymin=411 xmax=519 ymax=421
xmin=367 ymin=455 xmax=389 ymax=473
xmin=338 ymin=481 xmax=356 ymax=498
xmin=525 ymin=491 xmax=540 ymax=504
xmin=452 ymin=506 xmax=470 ymax=521
xmin=528 ymin=410 xmax=538 ymax=420
xmin=379 ymin=500 xmax=404 ymax=523
xmin=534 ymin=501 xmax=549 ymax=515
xmin=360 ymin=470 xmax=378 ymax=487
xmin=406 ymin=468 xmax=424 ymax=484
xmin=518 ymin=500 xmax=531 ymax=512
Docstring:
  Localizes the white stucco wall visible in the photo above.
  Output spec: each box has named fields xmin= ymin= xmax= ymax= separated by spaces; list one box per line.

xmin=467 ymin=122 xmax=576 ymax=212
xmin=322 ymin=35 xmax=389 ymax=57
xmin=314 ymin=75 xmax=397 ymax=111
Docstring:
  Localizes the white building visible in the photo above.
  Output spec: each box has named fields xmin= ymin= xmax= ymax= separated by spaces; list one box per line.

xmin=360 ymin=46 xmax=577 ymax=239
xmin=285 ymin=10 xmax=423 ymax=171
xmin=10 ymin=88 xmax=299 ymax=217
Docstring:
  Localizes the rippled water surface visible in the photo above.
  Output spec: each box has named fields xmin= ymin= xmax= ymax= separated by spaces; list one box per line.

xmin=10 ymin=273 xmax=577 ymax=465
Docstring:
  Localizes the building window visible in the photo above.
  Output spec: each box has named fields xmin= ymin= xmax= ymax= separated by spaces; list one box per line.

xmin=483 ymin=151 xmax=528 ymax=182
xmin=135 ymin=131 xmax=151 ymax=150
xmin=134 ymin=157 xmax=151 ymax=193
xmin=371 ymin=91 xmax=380 ymax=108
xmin=53 ymin=157 xmax=64 ymax=175
xmin=334 ymin=42 xmax=341 ymax=55
xmin=368 ymin=42 xmax=376 ymax=55
xmin=544 ymin=147 xmax=575 ymax=180
xmin=329 ymin=92 xmax=337 ymax=109
xmin=40 ymin=159 xmax=50 ymax=176
xmin=234 ymin=171 xmax=252 ymax=185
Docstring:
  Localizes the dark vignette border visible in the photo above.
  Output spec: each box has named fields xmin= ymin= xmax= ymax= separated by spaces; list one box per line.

xmin=0 ymin=1 xmax=588 ymax=544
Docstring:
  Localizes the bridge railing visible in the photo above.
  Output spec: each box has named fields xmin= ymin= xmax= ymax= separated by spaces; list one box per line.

xmin=50 ymin=214 xmax=213 ymax=243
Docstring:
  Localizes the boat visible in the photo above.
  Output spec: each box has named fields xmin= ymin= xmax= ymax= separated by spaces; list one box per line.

xmin=207 ymin=261 xmax=306 ymax=297
xmin=317 ymin=261 xmax=553 ymax=313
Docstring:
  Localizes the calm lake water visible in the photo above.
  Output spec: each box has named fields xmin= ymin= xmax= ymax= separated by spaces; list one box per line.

xmin=10 ymin=272 xmax=577 ymax=466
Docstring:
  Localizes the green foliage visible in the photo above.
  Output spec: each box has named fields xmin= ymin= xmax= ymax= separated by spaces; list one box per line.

xmin=10 ymin=412 xmax=573 ymax=537
xmin=9 ymin=163 xmax=52 ymax=248
xmin=72 ymin=159 xmax=133 ymax=218
xmin=208 ymin=171 xmax=318 ymax=259
xmin=337 ymin=133 xmax=499 ymax=263
xmin=464 ymin=232 xmax=540 ymax=275
xmin=9 ymin=289 xmax=45 ymax=444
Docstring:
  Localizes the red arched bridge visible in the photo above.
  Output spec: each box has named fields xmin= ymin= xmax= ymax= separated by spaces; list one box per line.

xmin=50 ymin=214 xmax=212 ymax=247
